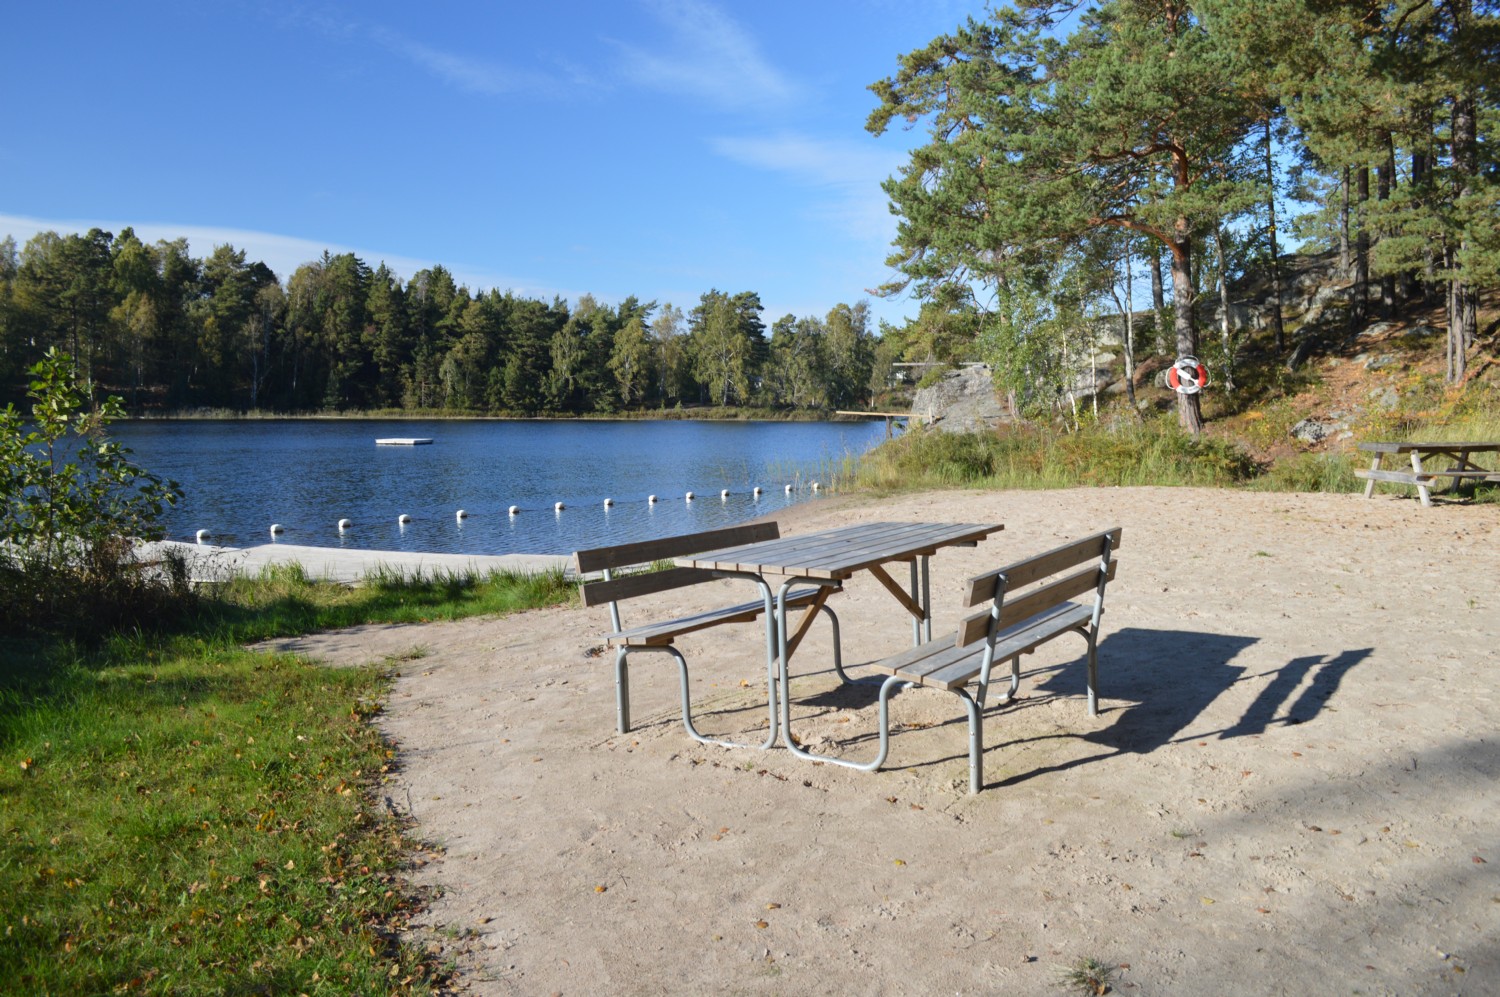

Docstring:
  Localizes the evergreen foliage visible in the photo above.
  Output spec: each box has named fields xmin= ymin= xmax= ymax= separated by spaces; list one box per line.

xmin=867 ymin=0 xmax=1499 ymax=428
xmin=0 ymin=230 xmax=879 ymax=416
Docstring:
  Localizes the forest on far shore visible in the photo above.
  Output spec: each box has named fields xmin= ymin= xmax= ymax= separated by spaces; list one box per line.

xmin=0 ymin=230 xmax=890 ymax=417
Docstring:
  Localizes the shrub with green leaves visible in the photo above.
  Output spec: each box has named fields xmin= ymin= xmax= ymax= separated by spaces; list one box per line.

xmin=0 ymin=348 xmax=188 ymax=635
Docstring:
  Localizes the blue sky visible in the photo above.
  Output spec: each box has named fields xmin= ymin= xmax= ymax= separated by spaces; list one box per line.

xmin=1 ymin=0 xmax=975 ymax=329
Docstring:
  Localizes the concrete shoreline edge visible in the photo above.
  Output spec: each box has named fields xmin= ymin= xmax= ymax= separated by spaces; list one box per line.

xmin=140 ymin=541 xmax=572 ymax=585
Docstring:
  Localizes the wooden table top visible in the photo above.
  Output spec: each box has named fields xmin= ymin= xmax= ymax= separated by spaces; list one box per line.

xmin=1358 ymin=441 xmax=1500 ymax=454
xmin=677 ymin=521 xmax=1003 ymax=581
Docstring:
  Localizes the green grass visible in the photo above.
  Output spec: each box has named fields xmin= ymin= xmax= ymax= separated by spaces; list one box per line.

xmin=1057 ymin=955 xmax=1118 ymax=995
xmin=852 ymin=417 xmax=1259 ymax=493
xmin=196 ymin=563 xmax=575 ymax=643
xmin=0 ymin=566 xmax=573 ymax=995
xmin=842 ymin=385 xmax=1500 ymax=502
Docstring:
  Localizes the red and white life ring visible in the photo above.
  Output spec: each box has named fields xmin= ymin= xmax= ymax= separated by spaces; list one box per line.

xmin=1167 ymin=356 xmax=1209 ymax=394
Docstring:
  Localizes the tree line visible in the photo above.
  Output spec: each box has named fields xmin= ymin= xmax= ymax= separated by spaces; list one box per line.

xmin=0 ymin=229 xmax=888 ymax=415
xmin=869 ymin=0 xmax=1498 ymax=432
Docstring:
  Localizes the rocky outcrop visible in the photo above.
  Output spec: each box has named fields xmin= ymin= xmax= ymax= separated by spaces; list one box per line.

xmin=910 ymin=365 xmax=1010 ymax=433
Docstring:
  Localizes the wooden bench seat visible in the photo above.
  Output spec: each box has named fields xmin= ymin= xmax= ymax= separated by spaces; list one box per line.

xmin=575 ymin=523 xmax=841 ymax=749
xmin=872 ymin=602 xmax=1096 ymax=691
xmin=1356 ymin=467 xmax=1500 ymax=482
xmin=845 ymin=528 xmax=1121 ymax=794
xmin=607 ymin=587 xmax=829 ymax=646
xmin=1354 ymin=467 xmax=1439 ymax=485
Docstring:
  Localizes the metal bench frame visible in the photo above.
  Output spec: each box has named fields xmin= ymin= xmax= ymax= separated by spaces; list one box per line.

xmin=575 ymin=524 xmax=841 ymax=750
xmin=814 ymin=527 xmax=1121 ymax=794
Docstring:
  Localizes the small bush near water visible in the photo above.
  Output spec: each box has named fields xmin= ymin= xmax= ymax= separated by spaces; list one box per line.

xmin=1 ymin=349 xmax=190 ymax=638
xmin=0 ymin=565 xmax=574 ymax=995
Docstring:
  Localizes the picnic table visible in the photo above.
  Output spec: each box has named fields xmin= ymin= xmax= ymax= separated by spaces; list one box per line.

xmin=1355 ymin=441 xmax=1500 ymax=507
xmin=677 ymin=520 xmax=1003 ymax=758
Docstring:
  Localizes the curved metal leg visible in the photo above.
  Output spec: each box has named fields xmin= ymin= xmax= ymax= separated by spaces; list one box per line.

xmin=620 ymin=644 xmax=777 ymax=751
xmin=774 ymin=569 xmax=904 ymax=770
xmin=818 ymin=605 xmax=851 ymax=684
xmin=782 ymin=672 xmax=905 ymax=772
xmin=978 ymin=655 xmax=1022 ymax=710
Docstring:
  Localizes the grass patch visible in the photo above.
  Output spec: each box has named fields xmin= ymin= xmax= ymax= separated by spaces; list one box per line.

xmin=1250 ymin=451 xmax=1361 ymax=493
xmin=195 ymin=563 xmax=575 ymax=644
xmin=1057 ymin=955 xmax=1119 ymax=995
xmin=0 ymin=566 xmax=573 ymax=994
xmin=854 ymin=418 xmax=1258 ymax=493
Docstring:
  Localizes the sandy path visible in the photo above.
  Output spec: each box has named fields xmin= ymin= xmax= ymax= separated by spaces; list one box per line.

xmin=258 ymin=486 xmax=1500 ymax=995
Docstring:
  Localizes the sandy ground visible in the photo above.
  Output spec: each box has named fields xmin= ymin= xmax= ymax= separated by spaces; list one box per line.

xmin=256 ymin=486 xmax=1500 ymax=996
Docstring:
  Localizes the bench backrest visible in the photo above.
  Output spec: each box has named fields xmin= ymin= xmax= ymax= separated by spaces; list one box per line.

xmin=955 ymin=527 xmax=1122 ymax=647
xmin=574 ymin=522 xmax=781 ymax=610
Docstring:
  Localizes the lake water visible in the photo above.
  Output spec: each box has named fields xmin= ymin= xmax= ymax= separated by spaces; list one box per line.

xmin=111 ymin=419 xmax=888 ymax=555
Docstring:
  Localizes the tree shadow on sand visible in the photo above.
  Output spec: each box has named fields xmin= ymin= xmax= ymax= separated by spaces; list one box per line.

xmin=978 ymin=628 xmax=1372 ymax=789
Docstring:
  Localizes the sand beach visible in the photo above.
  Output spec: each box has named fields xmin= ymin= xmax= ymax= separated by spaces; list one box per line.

xmin=256 ymin=485 xmax=1500 ymax=995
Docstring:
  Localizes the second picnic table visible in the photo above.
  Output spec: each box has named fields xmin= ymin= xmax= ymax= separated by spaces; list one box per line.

xmin=1355 ymin=441 xmax=1500 ymax=506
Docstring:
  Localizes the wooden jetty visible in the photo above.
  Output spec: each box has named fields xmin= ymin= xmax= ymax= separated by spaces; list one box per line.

xmin=835 ymin=410 xmax=918 ymax=437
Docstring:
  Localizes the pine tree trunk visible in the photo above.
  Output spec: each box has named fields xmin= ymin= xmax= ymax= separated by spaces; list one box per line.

xmin=1265 ymin=118 xmax=1285 ymax=354
xmin=1412 ymin=110 xmax=1435 ymax=302
xmin=1378 ymin=135 xmax=1396 ymax=317
xmin=1449 ymin=86 xmax=1477 ymax=382
xmin=1339 ymin=167 xmax=1351 ymax=274
xmin=1123 ymin=242 xmax=1141 ymax=418
xmin=1352 ymin=166 xmax=1370 ymax=330
xmin=1150 ymin=247 xmax=1167 ymax=355
xmin=1168 ymin=226 xmax=1203 ymax=436
xmin=1214 ymin=226 xmax=1236 ymax=394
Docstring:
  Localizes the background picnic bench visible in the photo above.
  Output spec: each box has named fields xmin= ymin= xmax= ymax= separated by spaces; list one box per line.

xmin=1355 ymin=441 xmax=1500 ymax=507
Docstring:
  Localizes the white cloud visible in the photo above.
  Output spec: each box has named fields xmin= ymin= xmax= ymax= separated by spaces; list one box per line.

xmin=709 ymin=133 xmax=904 ymax=242
xmin=613 ymin=0 xmax=799 ymax=110
xmin=0 ymin=213 xmax=557 ymax=299
xmin=279 ymin=9 xmax=552 ymax=99
xmin=367 ymin=27 xmax=545 ymax=97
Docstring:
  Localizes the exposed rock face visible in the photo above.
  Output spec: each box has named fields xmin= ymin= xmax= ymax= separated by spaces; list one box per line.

xmin=910 ymin=365 xmax=1010 ymax=433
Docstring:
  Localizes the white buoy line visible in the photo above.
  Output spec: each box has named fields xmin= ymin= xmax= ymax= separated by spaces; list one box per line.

xmin=200 ymin=483 xmax=828 ymax=542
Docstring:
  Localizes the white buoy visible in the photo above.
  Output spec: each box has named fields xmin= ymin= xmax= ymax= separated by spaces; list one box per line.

xmin=648 ymin=495 xmax=658 ymax=504
xmin=195 ymin=529 xmax=211 ymax=544
xmin=685 ymin=491 xmax=694 ymax=501
xmin=338 ymin=518 xmax=352 ymax=532
xmin=509 ymin=505 xmax=520 ymax=516
xmin=456 ymin=509 xmax=468 ymax=520
xmin=269 ymin=523 xmax=284 ymax=535
xmin=604 ymin=497 xmax=613 ymax=507
xmin=555 ymin=501 xmax=565 ymax=512
xmin=721 ymin=489 xmax=729 ymax=500
xmin=785 ymin=484 xmax=793 ymax=494
xmin=753 ymin=486 xmax=762 ymax=496
xmin=398 ymin=514 xmax=411 ymax=525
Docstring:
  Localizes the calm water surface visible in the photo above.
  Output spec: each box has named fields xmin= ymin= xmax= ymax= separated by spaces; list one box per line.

xmin=113 ymin=419 xmax=888 ymax=555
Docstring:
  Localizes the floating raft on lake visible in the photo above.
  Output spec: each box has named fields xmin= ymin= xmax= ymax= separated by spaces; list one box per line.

xmin=375 ymin=437 xmax=434 ymax=446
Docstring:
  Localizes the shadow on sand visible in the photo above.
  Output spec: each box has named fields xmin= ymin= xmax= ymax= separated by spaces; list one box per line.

xmin=977 ymin=628 xmax=1372 ymax=788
